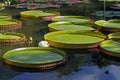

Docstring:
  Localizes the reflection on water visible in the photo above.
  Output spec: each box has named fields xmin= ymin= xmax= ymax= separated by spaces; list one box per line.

xmin=1 ymin=64 xmax=120 ymax=80
xmin=10 ymin=65 xmax=120 ymax=80
xmin=0 ymin=8 xmax=120 ymax=80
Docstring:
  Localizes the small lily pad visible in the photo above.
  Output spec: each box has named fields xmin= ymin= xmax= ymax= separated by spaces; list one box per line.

xmin=3 ymin=47 xmax=66 ymax=68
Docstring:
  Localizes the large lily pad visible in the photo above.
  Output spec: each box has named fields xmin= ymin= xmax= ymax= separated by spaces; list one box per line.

xmin=95 ymin=19 xmax=120 ymax=32
xmin=0 ymin=19 xmax=22 ymax=30
xmin=20 ymin=10 xmax=56 ymax=19
xmin=100 ymin=40 xmax=120 ymax=57
xmin=44 ymin=31 xmax=106 ymax=48
xmin=48 ymin=22 xmax=95 ymax=31
xmin=52 ymin=16 xmax=93 ymax=24
xmin=3 ymin=47 xmax=66 ymax=68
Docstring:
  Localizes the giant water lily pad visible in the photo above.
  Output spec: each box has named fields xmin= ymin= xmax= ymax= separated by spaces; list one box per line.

xmin=52 ymin=16 xmax=93 ymax=24
xmin=100 ymin=40 xmax=120 ymax=57
xmin=3 ymin=47 xmax=66 ymax=68
xmin=20 ymin=10 xmax=57 ymax=19
xmin=0 ymin=33 xmax=20 ymax=40
xmin=0 ymin=19 xmax=22 ymax=30
xmin=44 ymin=31 xmax=106 ymax=48
xmin=0 ymin=19 xmax=19 ymax=25
xmin=108 ymin=32 xmax=120 ymax=40
xmin=0 ymin=32 xmax=26 ymax=43
xmin=0 ymin=13 xmax=11 ymax=19
xmin=48 ymin=22 xmax=95 ymax=31
xmin=95 ymin=19 xmax=120 ymax=32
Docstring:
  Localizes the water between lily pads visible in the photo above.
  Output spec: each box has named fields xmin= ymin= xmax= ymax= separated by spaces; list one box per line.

xmin=0 ymin=8 xmax=120 ymax=80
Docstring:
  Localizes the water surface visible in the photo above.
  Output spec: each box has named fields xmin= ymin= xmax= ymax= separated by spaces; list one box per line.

xmin=0 ymin=7 xmax=120 ymax=80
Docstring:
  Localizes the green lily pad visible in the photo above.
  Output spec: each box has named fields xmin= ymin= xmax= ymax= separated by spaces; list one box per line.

xmin=95 ymin=20 xmax=107 ymax=26
xmin=0 ymin=32 xmax=25 ymax=43
xmin=95 ymin=20 xmax=120 ymax=28
xmin=95 ymin=19 xmax=120 ymax=32
xmin=0 ymin=13 xmax=11 ymax=19
xmin=108 ymin=19 xmax=120 ymax=23
xmin=44 ymin=31 xmax=106 ymax=48
xmin=0 ymin=19 xmax=19 ymax=25
xmin=20 ymin=10 xmax=55 ymax=19
xmin=20 ymin=10 xmax=43 ymax=15
xmin=48 ymin=22 xmax=95 ymax=31
xmin=100 ymin=40 xmax=120 ymax=57
xmin=3 ymin=47 xmax=66 ymax=68
xmin=0 ymin=33 xmax=20 ymax=40
xmin=108 ymin=32 xmax=120 ymax=40
xmin=52 ymin=16 xmax=92 ymax=24
xmin=101 ymin=23 xmax=120 ymax=28
xmin=0 ymin=19 xmax=22 ymax=30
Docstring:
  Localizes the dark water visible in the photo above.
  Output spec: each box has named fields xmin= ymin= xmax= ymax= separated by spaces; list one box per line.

xmin=0 ymin=7 xmax=120 ymax=80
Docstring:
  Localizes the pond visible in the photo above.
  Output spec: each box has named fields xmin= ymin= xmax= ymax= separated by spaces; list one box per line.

xmin=0 ymin=7 xmax=120 ymax=80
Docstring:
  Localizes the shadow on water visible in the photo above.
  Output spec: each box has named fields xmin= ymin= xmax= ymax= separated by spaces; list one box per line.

xmin=101 ymin=52 xmax=120 ymax=62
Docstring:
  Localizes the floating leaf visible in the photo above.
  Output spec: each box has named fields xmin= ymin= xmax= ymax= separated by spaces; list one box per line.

xmin=48 ymin=22 xmax=95 ymax=31
xmin=0 ymin=32 xmax=25 ymax=43
xmin=108 ymin=32 xmax=120 ymax=40
xmin=20 ymin=10 xmax=56 ymax=19
xmin=3 ymin=47 xmax=66 ymax=68
xmin=52 ymin=16 xmax=92 ymax=24
xmin=100 ymin=40 xmax=120 ymax=57
xmin=44 ymin=30 xmax=106 ymax=48
xmin=95 ymin=19 xmax=120 ymax=32
xmin=0 ymin=13 xmax=11 ymax=19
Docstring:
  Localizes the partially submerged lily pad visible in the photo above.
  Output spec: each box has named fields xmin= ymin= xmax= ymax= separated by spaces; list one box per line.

xmin=100 ymin=40 xmax=120 ymax=57
xmin=95 ymin=19 xmax=120 ymax=32
xmin=0 ymin=19 xmax=22 ymax=30
xmin=3 ymin=47 xmax=66 ymax=68
xmin=52 ymin=16 xmax=93 ymax=24
xmin=44 ymin=31 xmax=106 ymax=48
xmin=48 ymin=22 xmax=95 ymax=31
